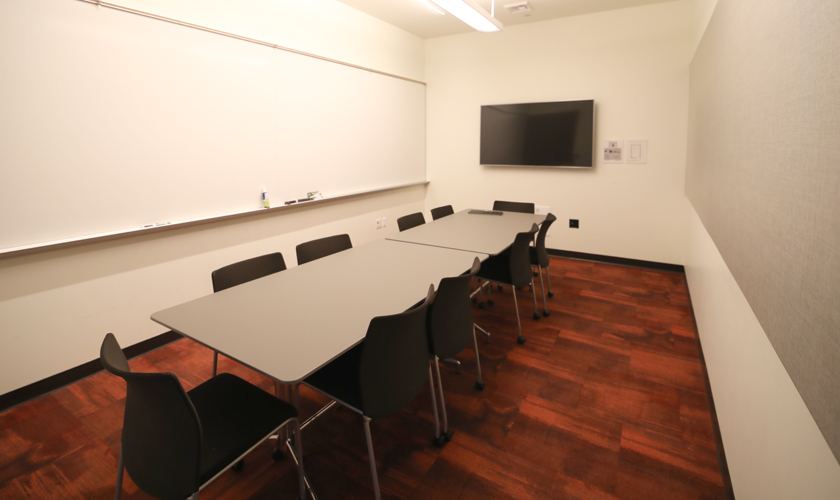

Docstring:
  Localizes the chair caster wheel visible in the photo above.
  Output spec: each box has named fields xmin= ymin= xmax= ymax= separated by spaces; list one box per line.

xmin=548 ymin=291 xmax=554 ymax=298
xmin=533 ymin=312 xmax=541 ymax=320
xmin=517 ymin=336 xmax=526 ymax=345
xmin=433 ymin=435 xmax=447 ymax=447
xmin=475 ymin=381 xmax=485 ymax=391
xmin=533 ymin=271 xmax=538 ymax=276
xmin=487 ymin=299 xmax=494 ymax=306
xmin=543 ymin=309 xmax=550 ymax=317
xmin=232 ymin=460 xmax=244 ymax=471
xmin=497 ymin=284 xmax=504 ymax=291
xmin=443 ymin=429 xmax=454 ymax=442
xmin=478 ymin=301 xmax=485 ymax=309
xmin=271 ymin=449 xmax=284 ymax=461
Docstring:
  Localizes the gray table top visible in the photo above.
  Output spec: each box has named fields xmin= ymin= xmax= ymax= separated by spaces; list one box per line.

xmin=386 ymin=209 xmax=545 ymax=255
xmin=151 ymin=239 xmax=485 ymax=383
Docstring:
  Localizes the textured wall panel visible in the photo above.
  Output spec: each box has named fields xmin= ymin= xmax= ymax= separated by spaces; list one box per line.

xmin=686 ymin=0 xmax=840 ymax=459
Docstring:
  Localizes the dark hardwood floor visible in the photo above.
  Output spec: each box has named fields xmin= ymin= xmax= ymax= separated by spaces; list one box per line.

xmin=0 ymin=257 xmax=726 ymax=499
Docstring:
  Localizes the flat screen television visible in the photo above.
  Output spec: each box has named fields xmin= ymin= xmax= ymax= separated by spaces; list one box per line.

xmin=480 ymin=99 xmax=594 ymax=167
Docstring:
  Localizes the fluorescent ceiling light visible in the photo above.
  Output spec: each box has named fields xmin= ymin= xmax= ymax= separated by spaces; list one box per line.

xmin=430 ymin=0 xmax=503 ymax=32
xmin=412 ymin=0 xmax=445 ymax=15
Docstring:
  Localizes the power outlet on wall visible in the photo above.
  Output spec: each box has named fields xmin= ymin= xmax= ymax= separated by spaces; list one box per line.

xmin=569 ymin=219 xmax=579 ymax=229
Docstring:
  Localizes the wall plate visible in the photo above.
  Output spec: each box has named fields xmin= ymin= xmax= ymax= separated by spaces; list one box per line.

xmin=626 ymin=140 xmax=648 ymax=164
xmin=603 ymin=139 xmax=623 ymax=163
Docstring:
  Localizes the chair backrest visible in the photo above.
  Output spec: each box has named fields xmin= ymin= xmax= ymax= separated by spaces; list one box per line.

xmin=100 ymin=334 xmax=202 ymax=500
xmin=534 ymin=213 xmax=557 ymax=267
xmin=296 ymin=234 xmax=353 ymax=265
xmin=397 ymin=212 xmax=426 ymax=232
xmin=430 ymin=205 xmax=454 ymax=221
xmin=428 ymin=258 xmax=480 ymax=359
xmin=359 ymin=285 xmax=434 ymax=420
xmin=509 ymin=224 xmax=540 ymax=287
xmin=493 ymin=200 xmax=535 ymax=214
xmin=211 ymin=252 xmax=286 ymax=293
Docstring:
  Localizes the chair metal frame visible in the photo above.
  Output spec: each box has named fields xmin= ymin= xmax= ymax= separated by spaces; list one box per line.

xmin=300 ymin=285 xmax=435 ymax=500
xmin=427 ymin=258 xmax=485 ymax=446
xmin=476 ymin=224 xmax=541 ymax=344
xmin=530 ymin=213 xmax=557 ymax=317
xmin=101 ymin=333 xmax=307 ymax=500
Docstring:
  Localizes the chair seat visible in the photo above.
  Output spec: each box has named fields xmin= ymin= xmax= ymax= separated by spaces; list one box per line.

xmin=476 ymin=251 xmax=513 ymax=285
xmin=187 ymin=373 xmax=298 ymax=484
xmin=304 ymin=343 xmax=364 ymax=412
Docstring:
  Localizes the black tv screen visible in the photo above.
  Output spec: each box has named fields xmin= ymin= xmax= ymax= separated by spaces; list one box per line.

xmin=480 ymin=100 xmax=594 ymax=167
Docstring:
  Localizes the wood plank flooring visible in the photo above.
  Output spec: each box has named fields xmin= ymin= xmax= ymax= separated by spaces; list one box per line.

xmin=0 ymin=257 xmax=726 ymax=499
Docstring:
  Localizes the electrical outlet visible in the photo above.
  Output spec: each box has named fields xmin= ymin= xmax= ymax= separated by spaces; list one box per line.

xmin=381 ymin=217 xmax=387 ymax=228
xmin=375 ymin=218 xmax=383 ymax=230
xmin=569 ymin=219 xmax=579 ymax=229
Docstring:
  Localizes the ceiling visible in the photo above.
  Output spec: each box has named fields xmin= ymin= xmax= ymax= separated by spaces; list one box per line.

xmin=336 ymin=0 xmax=681 ymax=39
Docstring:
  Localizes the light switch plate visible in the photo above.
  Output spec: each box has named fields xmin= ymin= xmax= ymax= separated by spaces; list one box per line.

xmin=626 ymin=140 xmax=648 ymax=164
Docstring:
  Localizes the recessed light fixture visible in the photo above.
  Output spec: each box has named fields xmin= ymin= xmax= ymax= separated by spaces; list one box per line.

xmin=430 ymin=0 xmax=503 ymax=32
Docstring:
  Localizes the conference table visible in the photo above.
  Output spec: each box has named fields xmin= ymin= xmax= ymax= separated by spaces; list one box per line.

xmin=152 ymin=239 xmax=484 ymax=384
xmin=150 ymin=208 xmax=546 ymax=497
xmin=387 ymin=209 xmax=545 ymax=255
xmin=151 ymin=209 xmax=546 ymax=385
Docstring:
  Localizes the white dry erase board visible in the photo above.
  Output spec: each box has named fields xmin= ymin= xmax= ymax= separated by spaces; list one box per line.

xmin=0 ymin=0 xmax=426 ymax=253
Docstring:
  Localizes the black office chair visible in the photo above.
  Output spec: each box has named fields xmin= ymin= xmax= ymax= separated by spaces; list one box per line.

xmin=430 ymin=205 xmax=454 ymax=220
xmin=476 ymin=224 xmax=540 ymax=344
xmin=210 ymin=252 xmax=287 ymax=377
xmin=296 ymin=234 xmax=352 ymax=265
xmin=101 ymin=333 xmax=306 ymax=500
xmin=488 ymin=201 xmax=535 ymax=296
xmin=303 ymin=285 xmax=434 ymax=500
xmin=427 ymin=258 xmax=485 ymax=446
xmin=397 ymin=212 xmax=426 ymax=232
xmin=493 ymin=200 xmax=535 ymax=214
xmin=530 ymin=213 xmax=557 ymax=317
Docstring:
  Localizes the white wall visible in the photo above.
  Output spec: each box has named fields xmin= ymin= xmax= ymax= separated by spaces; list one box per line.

xmin=424 ymin=1 xmax=696 ymax=265
xmin=113 ymin=0 xmax=425 ymax=82
xmin=682 ymin=0 xmax=840 ymax=495
xmin=0 ymin=0 xmax=427 ymax=253
xmin=0 ymin=0 xmax=426 ymax=396
xmin=687 ymin=0 xmax=719 ymax=53
xmin=684 ymin=205 xmax=840 ymax=499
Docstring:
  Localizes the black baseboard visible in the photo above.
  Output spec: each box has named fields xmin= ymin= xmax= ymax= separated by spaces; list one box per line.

xmin=685 ymin=283 xmax=736 ymax=499
xmin=547 ymin=249 xmax=685 ymax=274
xmin=0 ymin=331 xmax=182 ymax=414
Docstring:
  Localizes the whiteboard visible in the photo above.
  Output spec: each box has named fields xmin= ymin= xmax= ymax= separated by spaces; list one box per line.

xmin=0 ymin=0 xmax=426 ymax=252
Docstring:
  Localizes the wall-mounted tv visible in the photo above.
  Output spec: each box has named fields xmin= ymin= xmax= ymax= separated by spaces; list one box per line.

xmin=480 ymin=99 xmax=594 ymax=168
